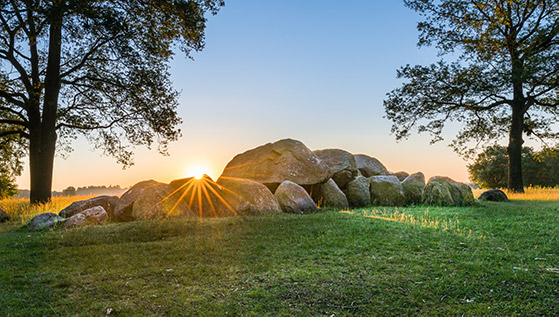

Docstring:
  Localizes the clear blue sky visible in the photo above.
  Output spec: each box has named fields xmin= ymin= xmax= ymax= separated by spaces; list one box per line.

xmin=18 ymin=0 xmax=475 ymax=190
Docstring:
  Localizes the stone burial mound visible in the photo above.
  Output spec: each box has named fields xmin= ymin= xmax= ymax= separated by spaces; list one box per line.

xmin=26 ymin=138 xmax=476 ymax=230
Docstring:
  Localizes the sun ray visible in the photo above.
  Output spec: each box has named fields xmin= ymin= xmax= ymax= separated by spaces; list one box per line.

xmin=204 ymin=180 xmax=238 ymax=216
xmin=207 ymin=178 xmax=242 ymax=197
xmin=200 ymin=181 xmax=218 ymax=217
xmin=188 ymin=181 xmax=199 ymax=207
xmin=197 ymin=182 xmax=203 ymax=218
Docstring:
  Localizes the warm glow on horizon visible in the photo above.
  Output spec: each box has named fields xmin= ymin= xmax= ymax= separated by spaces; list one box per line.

xmin=186 ymin=165 xmax=211 ymax=180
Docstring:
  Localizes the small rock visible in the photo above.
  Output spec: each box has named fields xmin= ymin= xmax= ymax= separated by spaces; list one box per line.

xmin=478 ymin=189 xmax=509 ymax=202
xmin=27 ymin=213 xmax=65 ymax=231
xmin=0 ymin=209 xmax=9 ymax=222
xmin=63 ymin=206 xmax=108 ymax=229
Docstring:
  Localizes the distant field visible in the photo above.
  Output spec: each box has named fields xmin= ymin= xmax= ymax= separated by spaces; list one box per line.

xmin=0 ymin=190 xmax=558 ymax=315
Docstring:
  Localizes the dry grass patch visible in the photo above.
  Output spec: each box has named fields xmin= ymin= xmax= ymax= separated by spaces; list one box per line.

xmin=473 ymin=186 xmax=559 ymax=201
xmin=0 ymin=196 xmax=93 ymax=225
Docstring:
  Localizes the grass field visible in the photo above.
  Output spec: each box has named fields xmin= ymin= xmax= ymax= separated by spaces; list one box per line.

xmin=0 ymin=192 xmax=558 ymax=315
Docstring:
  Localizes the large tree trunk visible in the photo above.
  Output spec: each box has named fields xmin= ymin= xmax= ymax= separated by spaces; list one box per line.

xmin=29 ymin=130 xmax=57 ymax=204
xmin=29 ymin=13 xmax=62 ymax=204
xmin=507 ymin=105 xmax=525 ymax=193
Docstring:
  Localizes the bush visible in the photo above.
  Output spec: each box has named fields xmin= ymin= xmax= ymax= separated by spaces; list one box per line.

xmin=468 ymin=145 xmax=559 ymax=188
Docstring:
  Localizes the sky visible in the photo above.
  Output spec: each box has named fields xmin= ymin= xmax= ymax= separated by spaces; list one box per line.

xmin=17 ymin=0 xmax=478 ymax=191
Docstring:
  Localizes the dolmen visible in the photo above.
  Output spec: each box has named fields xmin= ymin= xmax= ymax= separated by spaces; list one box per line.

xmin=26 ymin=138 xmax=477 ymax=230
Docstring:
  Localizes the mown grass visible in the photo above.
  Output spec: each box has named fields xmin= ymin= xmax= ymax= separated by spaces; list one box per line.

xmin=0 ymin=194 xmax=558 ymax=315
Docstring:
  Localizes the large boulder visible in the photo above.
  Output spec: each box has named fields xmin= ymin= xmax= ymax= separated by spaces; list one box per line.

xmin=59 ymin=195 xmax=119 ymax=218
xmin=423 ymin=177 xmax=475 ymax=206
xmin=274 ymin=181 xmax=318 ymax=214
xmin=63 ymin=206 xmax=109 ymax=229
xmin=369 ymin=175 xmax=406 ymax=206
xmin=27 ymin=213 xmax=65 ymax=231
xmin=354 ymin=154 xmax=388 ymax=177
xmin=402 ymin=172 xmax=426 ymax=204
xmin=113 ymin=180 xmax=162 ymax=221
xmin=478 ymin=189 xmax=509 ymax=202
xmin=311 ymin=178 xmax=349 ymax=210
xmin=216 ymin=178 xmax=282 ymax=216
xmin=220 ymin=139 xmax=329 ymax=192
xmin=132 ymin=184 xmax=192 ymax=220
xmin=169 ymin=177 xmax=195 ymax=192
xmin=0 ymin=209 xmax=9 ymax=223
xmin=167 ymin=175 xmax=238 ymax=218
xmin=343 ymin=176 xmax=371 ymax=208
xmin=392 ymin=171 xmax=409 ymax=182
xmin=313 ymin=149 xmax=358 ymax=189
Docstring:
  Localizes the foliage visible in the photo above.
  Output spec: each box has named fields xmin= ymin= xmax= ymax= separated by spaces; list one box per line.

xmin=0 ymin=201 xmax=558 ymax=315
xmin=385 ymin=0 xmax=559 ymax=191
xmin=0 ymin=0 xmax=224 ymax=202
xmin=0 ymin=129 xmax=24 ymax=199
xmin=0 ymin=171 xmax=17 ymax=199
xmin=468 ymin=145 xmax=559 ymax=188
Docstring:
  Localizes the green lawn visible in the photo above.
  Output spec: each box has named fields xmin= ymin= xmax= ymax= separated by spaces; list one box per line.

xmin=1 ymin=200 xmax=558 ymax=316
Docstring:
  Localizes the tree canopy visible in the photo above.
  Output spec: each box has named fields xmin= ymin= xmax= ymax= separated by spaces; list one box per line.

xmin=0 ymin=0 xmax=224 ymax=203
xmin=385 ymin=0 xmax=558 ymax=192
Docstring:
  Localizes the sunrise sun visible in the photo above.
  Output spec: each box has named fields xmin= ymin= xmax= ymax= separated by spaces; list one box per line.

xmin=186 ymin=165 xmax=210 ymax=180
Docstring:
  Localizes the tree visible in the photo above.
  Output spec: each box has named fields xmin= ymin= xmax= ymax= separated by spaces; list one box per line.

xmin=61 ymin=186 xmax=76 ymax=196
xmin=0 ymin=0 xmax=224 ymax=204
xmin=385 ymin=0 xmax=559 ymax=192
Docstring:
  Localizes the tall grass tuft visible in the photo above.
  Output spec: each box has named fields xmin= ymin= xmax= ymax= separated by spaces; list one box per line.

xmin=0 ymin=196 xmax=93 ymax=224
xmin=472 ymin=186 xmax=559 ymax=201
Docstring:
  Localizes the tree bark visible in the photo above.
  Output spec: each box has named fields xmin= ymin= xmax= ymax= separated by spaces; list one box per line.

xmin=29 ymin=129 xmax=57 ymax=204
xmin=507 ymin=105 xmax=525 ymax=193
xmin=29 ymin=10 xmax=63 ymax=204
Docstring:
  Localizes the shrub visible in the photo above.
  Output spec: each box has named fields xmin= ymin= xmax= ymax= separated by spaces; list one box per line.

xmin=468 ymin=145 xmax=559 ymax=188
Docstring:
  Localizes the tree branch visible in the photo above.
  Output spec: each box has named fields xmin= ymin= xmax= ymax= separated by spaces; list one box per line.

xmin=0 ymin=89 xmax=27 ymax=108
xmin=60 ymin=36 xmax=118 ymax=78
xmin=0 ymin=118 xmax=28 ymax=127
xmin=0 ymin=129 xmax=29 ymax=139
